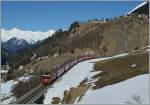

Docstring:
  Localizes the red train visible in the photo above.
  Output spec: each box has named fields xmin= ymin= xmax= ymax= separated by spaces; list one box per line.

xmin=41 ymin=55 xmax=96 ymax=86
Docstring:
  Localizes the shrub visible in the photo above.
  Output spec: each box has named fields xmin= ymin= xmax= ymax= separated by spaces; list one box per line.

xmin=125 ymin=95 xmax=142 ymax=104
xmin=11 ymin=75 xmax=40 ymax=98
xmin=51 ymin=97 xmax=61 ymax=104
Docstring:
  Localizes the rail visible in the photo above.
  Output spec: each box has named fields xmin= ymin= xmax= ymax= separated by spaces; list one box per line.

xmin=14 ymin=84 xmax=44 ymax=104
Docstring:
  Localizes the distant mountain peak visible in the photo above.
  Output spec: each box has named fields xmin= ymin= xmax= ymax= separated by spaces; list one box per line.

xmin=11 ymin=28 xmax=20 ymax=31
xmin=9 ymin=36 xmax=17 ymax=40
xmin=1 ymin=28 xmax=56 ymax=44
xmin=2 ymin=37 xmax=30 ymax=53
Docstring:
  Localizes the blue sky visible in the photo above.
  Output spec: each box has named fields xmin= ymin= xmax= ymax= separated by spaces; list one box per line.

xmin=2 ymin=1 xmax=143 ymax=31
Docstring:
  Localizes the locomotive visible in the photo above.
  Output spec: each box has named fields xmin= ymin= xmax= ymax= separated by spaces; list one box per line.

xmin=41 ymin=55 xmax=96 ymax=86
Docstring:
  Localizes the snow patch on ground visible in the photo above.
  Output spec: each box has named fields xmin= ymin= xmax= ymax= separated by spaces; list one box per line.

xmin=17 ymin=75 xmax=32 ymax=82
xmin=1 ymin=70 xmax=8 ymax=74
xmin=87 ymin=71 xmax=102 ymax=81
xmin=0 ymin=75 xmax=32 ymax=104
xmin=146 ymin=49 xmax=149 ymax=52
xmin=74 ymin=96 xmax=80 ymax=104
xmin=113 ymin=53 xmax=129 ymax=57
xmin=77 ymin=74 xmax=149 ymax=104
xmin=1 ymin=80 xmax=18 ymax=99
xmin=131 ymin=64 xmax=136 ymax=68
xmin=87 ymin=78 xmax=100 ymax=87
xmin=0 ymin=97 xmax=15 ymax=104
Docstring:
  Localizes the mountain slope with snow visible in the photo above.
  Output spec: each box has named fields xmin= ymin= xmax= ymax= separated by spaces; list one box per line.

xmin=127 ymin=2 xmax=149 ymax=15
xmin=2 ymin=37 xmax=32 ymax=53
xmin=1 ymin=28 xmax=55 ymax=44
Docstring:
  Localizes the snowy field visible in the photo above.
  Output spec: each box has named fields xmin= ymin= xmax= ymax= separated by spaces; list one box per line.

xmin=0 ymin=75 xmax=32 ymax=104
xmin=1 ymin=80 xmax=17 ymax=99
xmin=77 ymin=74 xmax=149 ymax=104
xmin=44 ymin=53 xmax=135 ymax=104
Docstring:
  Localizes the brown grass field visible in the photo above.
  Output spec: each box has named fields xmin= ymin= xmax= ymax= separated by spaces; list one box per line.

xmin=93 ymin=50 xmax=149 ymax=89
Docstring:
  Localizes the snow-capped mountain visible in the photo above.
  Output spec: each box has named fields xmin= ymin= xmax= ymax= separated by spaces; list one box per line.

xmin=2 ymin=37 xmax=32 ymax=53
xmin=127 ymin=2 xmax=149 ymax=15
xmin=1 ymin=28 xmax=56 ymax=44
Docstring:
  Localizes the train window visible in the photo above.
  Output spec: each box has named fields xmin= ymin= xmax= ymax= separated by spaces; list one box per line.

xmin=42 ymin=76 xmax=45 ymax=79
xmin=46 ymin=76 xmax=50 ymax=79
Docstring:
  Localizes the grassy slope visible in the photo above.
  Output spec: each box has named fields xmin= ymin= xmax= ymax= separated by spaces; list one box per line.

xmin=93 ymin=50 xmax=149 ymax=89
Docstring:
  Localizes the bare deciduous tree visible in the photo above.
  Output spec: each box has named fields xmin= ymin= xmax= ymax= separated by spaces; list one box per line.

xmin=125 ymin=95 xmax=142 ymax=104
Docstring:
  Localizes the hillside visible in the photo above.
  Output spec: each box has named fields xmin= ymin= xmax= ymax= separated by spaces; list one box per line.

xmin=36 ymin=15 xmax=149 ymax=57
xmin=19 ymin=14 xmax=149 ymax=73
xmin=43 ymin=49 xmax=149 ymax=104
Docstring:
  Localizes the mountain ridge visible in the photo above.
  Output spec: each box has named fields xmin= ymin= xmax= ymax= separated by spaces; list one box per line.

xmin=1 ymin=28 xmax=56 ymax=44
xmin=2 ymin=37 xmax=33 ymax=53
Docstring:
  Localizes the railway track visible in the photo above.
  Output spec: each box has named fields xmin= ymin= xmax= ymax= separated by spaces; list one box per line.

xmin=14 ymin=84 xmax=45 ymax=104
